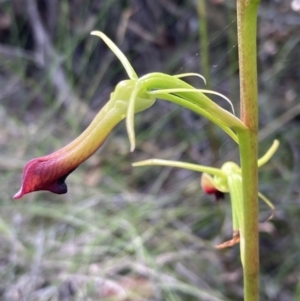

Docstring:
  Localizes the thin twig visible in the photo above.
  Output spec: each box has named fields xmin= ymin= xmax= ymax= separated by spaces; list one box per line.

xmin=0 ymin=44 xmax=42 ymax=64
xmin=25 ymin=0 xmax=85 ymax=113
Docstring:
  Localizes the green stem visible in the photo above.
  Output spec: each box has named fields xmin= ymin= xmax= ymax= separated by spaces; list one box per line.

xmin=197 ymin=0 xmax=219 ymax=164
xmin=197 ymin=0 xmax=210 ymax=87
xmin=236 ymin=1 xmax=260 ymax=301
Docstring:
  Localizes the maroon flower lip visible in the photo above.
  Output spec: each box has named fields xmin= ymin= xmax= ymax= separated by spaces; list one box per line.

xmin=200 ymin=173 xmax=225 ymax=201
xmin=14 ymin=101 xmax=125 ymax=199
xmin=13 ymin=154 xmax=77 ymax=199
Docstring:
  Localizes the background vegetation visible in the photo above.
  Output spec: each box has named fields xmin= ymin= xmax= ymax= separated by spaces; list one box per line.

xmin=1 ymin=0 xmax=300 ymax=300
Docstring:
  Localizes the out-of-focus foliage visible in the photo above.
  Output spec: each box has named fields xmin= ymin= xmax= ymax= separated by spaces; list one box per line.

xmin=1 ymin=0 xmax=300 ymax=300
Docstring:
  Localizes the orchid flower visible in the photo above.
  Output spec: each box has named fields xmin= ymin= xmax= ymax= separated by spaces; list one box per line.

xmin=14 ymin=31 xmax=246 ymax=199
xmin=133 ymin=139 xmax=279 ymax=264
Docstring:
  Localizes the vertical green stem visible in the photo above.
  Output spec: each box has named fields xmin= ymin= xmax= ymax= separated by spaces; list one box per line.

xmin=197 ymin=0 xmax=219 ymax=164
xmin=227 ymin=5 xmax=238 ymax=95
xmin=197 ymin=0 xmax=210 ymax=87
xmin=236 ymin=1 xmax=261 ymax=301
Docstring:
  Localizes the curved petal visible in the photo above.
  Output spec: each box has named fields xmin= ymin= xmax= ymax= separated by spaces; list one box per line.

xmin=91 ymin=31 xmax=138 ymax=80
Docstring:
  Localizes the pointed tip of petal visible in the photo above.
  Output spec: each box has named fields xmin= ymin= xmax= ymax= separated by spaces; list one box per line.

xmin=13 ymin=188 xmax=24 ymax=200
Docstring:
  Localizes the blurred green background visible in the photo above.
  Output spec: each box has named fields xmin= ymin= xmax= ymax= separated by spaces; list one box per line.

xmin=1 ymin=0 xmax=300 ymax=300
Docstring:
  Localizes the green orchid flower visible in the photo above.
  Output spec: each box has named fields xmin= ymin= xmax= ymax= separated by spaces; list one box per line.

xmin=15 ymin=31 xmax=245 ymax=199
xmin=14 ymin=29 xmax=280 ymax=274
xmin=133 ymin=139 xmax=279 ymax=265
